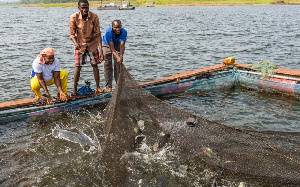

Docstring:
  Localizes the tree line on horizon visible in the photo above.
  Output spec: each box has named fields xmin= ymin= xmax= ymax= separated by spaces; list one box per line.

xmin=18 ymin=0 xmax=118 ymax=4
xmin=19 ymin=0 xmax=78 ymax=4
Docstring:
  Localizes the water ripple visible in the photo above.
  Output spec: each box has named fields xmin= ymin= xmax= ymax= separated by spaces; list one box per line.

xmin=0 ymin=6 xmax=299 ymax=102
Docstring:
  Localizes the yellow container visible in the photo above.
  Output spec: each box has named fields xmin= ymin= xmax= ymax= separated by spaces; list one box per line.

xmin=223 ymin=57 xmax=235 ymax=65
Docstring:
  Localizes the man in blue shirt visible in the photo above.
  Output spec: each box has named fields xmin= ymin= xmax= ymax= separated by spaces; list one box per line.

xmin=102 ymin=20 xmax=127 ymax=92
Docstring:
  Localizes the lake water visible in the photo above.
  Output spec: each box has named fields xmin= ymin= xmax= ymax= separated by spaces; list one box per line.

xmin=0 ymin=5 xmax=299 ymax=186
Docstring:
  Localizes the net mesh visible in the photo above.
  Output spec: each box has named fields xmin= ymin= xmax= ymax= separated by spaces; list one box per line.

xmin=99 ymin=64 xmax=300 ymax=186
xmin=249 ymin=60 xmax=280 ymax=77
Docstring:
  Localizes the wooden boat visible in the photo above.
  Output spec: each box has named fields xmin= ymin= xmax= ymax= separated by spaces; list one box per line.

xmin=97 ymin=0 xmax=135 ymax=10
xmin=146 ymin=2 xmax=155 ymax=7
xmin=1 ymin=63 xmax=300 ymax=123
xmin=97 ymin=2 xmax=120 ymax=10
xmin=119 ymin=1 xmax=135 ymax=10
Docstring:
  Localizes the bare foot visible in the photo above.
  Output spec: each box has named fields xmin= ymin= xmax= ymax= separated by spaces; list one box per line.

xmin=95 ymin=88 xmax=104 ymax=94
xmin=71 ymin=92 xmax=77 ymax=96
xmin=105 ymin=88 xmax=113 ymax=93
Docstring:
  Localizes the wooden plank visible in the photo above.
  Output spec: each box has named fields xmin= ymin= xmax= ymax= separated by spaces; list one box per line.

xmin=0 ymin=98 xmax=36 ymax=109
xmin=140 ymin=64 xmax=226 ymax=87
xmin=2 ymin=63 xmax=300 ymax=110
xmin=0 ymin=92 xmax=107 ymax=110
xmin=1 ymin=64 xmax=225 ymax=110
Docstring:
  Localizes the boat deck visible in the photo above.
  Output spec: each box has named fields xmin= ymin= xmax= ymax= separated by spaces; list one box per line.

xmin=1 ymin=63 xmax=300 ymax=117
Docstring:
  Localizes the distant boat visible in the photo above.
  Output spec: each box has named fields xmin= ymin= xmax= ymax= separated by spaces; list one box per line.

xmin=97 ymin=1 xmax=120 ymax=10
xmin=146 ymin=1 xmax=155 ymax=7
xmin=119 ymin=1 xmax=135 ymax=10
xmin=97 ymin=0 xmax=135 ymax=10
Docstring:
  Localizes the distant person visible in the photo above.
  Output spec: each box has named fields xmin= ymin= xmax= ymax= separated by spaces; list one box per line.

xmin=102 ymin=20 xmax=127 ymax=92
xmin=69 ymin=0 xmax=104 ymax=95
xmin=30 ymin=48 xmax=68 ymax=104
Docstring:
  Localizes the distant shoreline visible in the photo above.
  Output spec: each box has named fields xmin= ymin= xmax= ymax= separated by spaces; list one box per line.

xmin=2 ymin=0 xmax=300 ymax=7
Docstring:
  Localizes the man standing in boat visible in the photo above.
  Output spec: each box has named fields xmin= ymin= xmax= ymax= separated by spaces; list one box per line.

xmin=30 ymin=48 xmax=68 ymax=103
xmin=69 ymin=0 xmax=104 ymax=95
xmin=102 ymin=20 xmax=127 ymax=92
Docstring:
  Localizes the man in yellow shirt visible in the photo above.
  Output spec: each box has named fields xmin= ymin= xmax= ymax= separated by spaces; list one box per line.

xmin=69 ymin=0 xmax=104 ymax=95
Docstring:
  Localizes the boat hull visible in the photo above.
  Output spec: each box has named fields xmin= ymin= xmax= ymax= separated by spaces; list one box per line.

xmin=235 ymin=63 xmax=300 ymax=95
xmin=119 ymin=7 xmax=135 ymax=10
xmin=1 ymin=63 xmax=300 ymax=122
xmin=97 ymin=6 xmax=135 ymax=10
xmin=97 ymin=6 xmax=120 ymax=10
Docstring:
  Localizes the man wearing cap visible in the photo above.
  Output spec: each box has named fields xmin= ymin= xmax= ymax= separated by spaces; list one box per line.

xmin=30 ymin=48 xmax=68 ymax=103
xmin=69 ymin=0 xmax=104 ymax=95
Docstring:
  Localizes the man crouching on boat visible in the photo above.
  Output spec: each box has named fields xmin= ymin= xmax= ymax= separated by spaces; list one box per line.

xmin=30 ymin=48 xmax=68 ymax=104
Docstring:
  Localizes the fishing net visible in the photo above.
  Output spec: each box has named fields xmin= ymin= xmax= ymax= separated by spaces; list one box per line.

xmin=249 ymin=60 xmax=280 ymax=77
xmin=99 ymin=64 xmax=300 ymax=186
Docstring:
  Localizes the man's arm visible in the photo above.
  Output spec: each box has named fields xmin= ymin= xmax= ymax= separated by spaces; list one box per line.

xmin=36 ymin=73 xmax=52 ymax=102
xmin=53 ymin=71 xmax=67 ymax=101
xmin=119 ymin=41 xmax=125 ymax=57
xmin=108 ymin=41 xmax=123 ymax=64
xmin=118 ymin=28 xmax=127 ymax=63
xmin=94 ymin=15 xmax=103 ymax=62
xmin=69 ymin=15 xmax=80 ymax=50
xmin=71 ymin=37 xmax=80 ymax=50
xmin=97 ymin=35 xmax=104 ymax=62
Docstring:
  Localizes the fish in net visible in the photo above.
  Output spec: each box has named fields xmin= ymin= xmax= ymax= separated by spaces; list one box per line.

xmin=98 ymin=64 xmax=300 ymax=186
